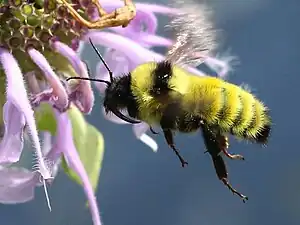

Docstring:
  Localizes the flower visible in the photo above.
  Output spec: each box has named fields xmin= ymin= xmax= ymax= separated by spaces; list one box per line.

xmin=0 ymin=1 xmax=104 ymax=225
xmin=86 ymin=1 xmax=237 ymax=152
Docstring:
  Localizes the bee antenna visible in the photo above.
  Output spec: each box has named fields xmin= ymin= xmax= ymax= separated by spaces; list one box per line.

xmin=89 ymin=37 xmax=113 ymax=82
xmin=66 ymin=77 xmax=111 ymax=86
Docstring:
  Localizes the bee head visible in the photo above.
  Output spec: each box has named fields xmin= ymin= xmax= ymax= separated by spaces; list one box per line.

xmin=66 ymin=38 xmax=141 ymax=124
xmin=103 ymin=78 xmax=127 ymax=112
xmin=102 ymin=77 xmax=140 ymax=124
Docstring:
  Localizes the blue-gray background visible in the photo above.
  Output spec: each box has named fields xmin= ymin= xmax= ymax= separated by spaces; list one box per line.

xmin=2 ymin=0 xmax=300 ymax=225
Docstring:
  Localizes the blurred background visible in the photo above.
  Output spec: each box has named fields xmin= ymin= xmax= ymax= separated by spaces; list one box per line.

xmin=2 ymin=0 xmax=300 ymax=224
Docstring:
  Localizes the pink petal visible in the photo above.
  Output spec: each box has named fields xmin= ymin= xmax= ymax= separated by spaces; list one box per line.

xmin=84 ymin=32 xmax=164 ymax=65
xmin=76 ymin=41 xmax=85 ymax=56
xmin=133 ymin=123 xmax=158 ymax=152
xmin=27 ymin=48 xmax=69 ymax=111
xmin=108 ymin=9 xmax=158 ymax=40
xmin=51 ymin=110 xmax=101 ymax=225
xmin=101 ymin=107 xmax=128 ymax=125
xmin=95 ymin=48 xmax=132 ymax=93
xmin=138 ymin=34 xmax=173 ymax=47
xmin=101 ymin=1 xmax=180 ymax=15
xmin=0 ymin=166 xmax=36 ymax=204
xmin=85 ymin=32 xmax=204 ymax=76
xmin=0 ymin=48 xmax=51 ymax=180
xmin=68 ymin=61 xmax=95 ymax=114
xmin=0 ymin=102 xmax=25 ymax=164
xmin=51 ymin=41 xmax=95 ymax=114
xmin=204 ymin=53 xmax=239 ymax=78
xmin=51 ymin=41 xmax=83 ymax=75
xmin=41 ymin=132 xmax=60 ymax=178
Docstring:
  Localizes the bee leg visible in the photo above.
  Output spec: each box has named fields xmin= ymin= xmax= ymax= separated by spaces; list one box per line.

xmin=222 ymin=149 xmax=245 ymax=160
xmin=212 ymin=154 xmax=248 ymax=203
xmin=219 ymin=136 xmax=245 ymax=160
xmin=162 ymin=129 xmax=188 ymax=167
xmin=200 ymin=123 xmax=248 ymax=202
xmin=160 ymin=102 xmax=188 ymax=167
xmin=150 ymin=126 xmax=159 ymax=135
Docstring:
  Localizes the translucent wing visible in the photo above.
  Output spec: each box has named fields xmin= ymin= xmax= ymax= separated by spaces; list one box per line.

xmin=165 ymin=1 xmax=218 ymax=67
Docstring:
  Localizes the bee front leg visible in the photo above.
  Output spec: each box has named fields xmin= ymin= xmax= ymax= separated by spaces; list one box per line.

xmin=162 ymin=129 xmax=188 ymax=167
xmin=160 ymin=102 xmax=188 ymax=167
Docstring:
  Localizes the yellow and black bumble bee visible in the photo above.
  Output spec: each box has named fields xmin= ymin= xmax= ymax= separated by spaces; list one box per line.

xmin=67 ymin=3 xmax=271 ymax=202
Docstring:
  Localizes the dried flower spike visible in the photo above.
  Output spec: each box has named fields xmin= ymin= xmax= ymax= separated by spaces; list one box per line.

xmin=59 ymin=0 xmax=136 ymax=29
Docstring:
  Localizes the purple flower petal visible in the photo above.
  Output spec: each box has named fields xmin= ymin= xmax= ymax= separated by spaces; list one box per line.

xmin=41 ymin=132 xmax=60 ymax=178
xmin=133 ymin=123 xmax=158 ymax=152
xmin=27 ymin=48 xmax=69 ymax=111
xmin=108 ymin=9 xmax=174 ymax=48
xmin=0 ymin=102 xmax=25 ymax=164
xmin=0 ymin=48 xmax=51 ymax=179
xmin=86 ymin=31 xmax=205 ymax=76
xmin=25 ymin=71 xmax=43 ymax=94
xmin=204 ymin=53 xmax=239 ymax=78
xmin=138 ymin=34 xmax=173 ymax=47
xmin=51 ymin=41 xmax=95 ymax=114
xmin=51 ymin=41 xmax=83 ymax=75
xmin=125 ymin=10 xmax=158 ymax=34
xmin=108 ymin=9 xmax=158 ymax=41
xmin=85 ymin=31 xmax=164 ymax=65
xmin=68 ymin=61 xmax=95 ymax=114
xmin=51 ymin=110 xmax=101 ymax=225
xmin=101 ymin=1 xmax=180 ymax=15
xmin=0 ymin=48 xmax=52 ymax=210
xmin=76 ymin=41 xmax=85 ymax=57
xmin=101 ymin=107 xmax=128 ymax=125
xmin=95 ymin=48 xmax=132 ymax=93
xmin=0 ymin=166 xmax=37 ymax=204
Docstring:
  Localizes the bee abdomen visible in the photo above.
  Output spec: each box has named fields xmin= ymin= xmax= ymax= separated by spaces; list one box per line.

xmin=217 ymin=85 xmax=271 ymax=143
xmin=243 ymin=100 xmax=271 ymax=144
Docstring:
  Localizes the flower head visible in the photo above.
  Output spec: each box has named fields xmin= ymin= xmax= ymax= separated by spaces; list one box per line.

xmin=0 ymin=0 xmax=103 ymax=224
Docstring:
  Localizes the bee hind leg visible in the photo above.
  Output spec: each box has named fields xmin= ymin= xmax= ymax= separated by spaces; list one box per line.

xmin=203 ymin=132 xmax=245 ymax=160
xmin=213 ymin=155 xmax=248 ymax=202
xmin=222 ymin=149 xmax=245 ymax=160
xmin=200 ymin=123 xmax=248 ymax=202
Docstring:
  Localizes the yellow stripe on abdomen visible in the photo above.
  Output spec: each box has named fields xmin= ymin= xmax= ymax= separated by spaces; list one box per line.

xmin=231 ymin=90 xmax=256 ymax=138
xmin=217 ymin=84 xmax=242 ymax=132
xmin=187 ymin=77 xmax=225 ymax=124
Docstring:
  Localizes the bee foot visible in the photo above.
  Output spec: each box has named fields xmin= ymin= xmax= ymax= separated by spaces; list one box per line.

xmin=221 ymin=178 xmax=248 ymax=202
xmin=222 ymin=149 xmax=245 ymax=160
xmin=180 ymin=160 xmax=188 ymax=168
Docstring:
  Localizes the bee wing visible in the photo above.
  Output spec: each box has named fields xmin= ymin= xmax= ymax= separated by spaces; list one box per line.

xmin=165 ymin=2 xmax=218 ymax=68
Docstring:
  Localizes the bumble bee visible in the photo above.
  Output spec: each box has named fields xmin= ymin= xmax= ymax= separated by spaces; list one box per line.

xmin=67 ymin=3 xmax=271 ymax=203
